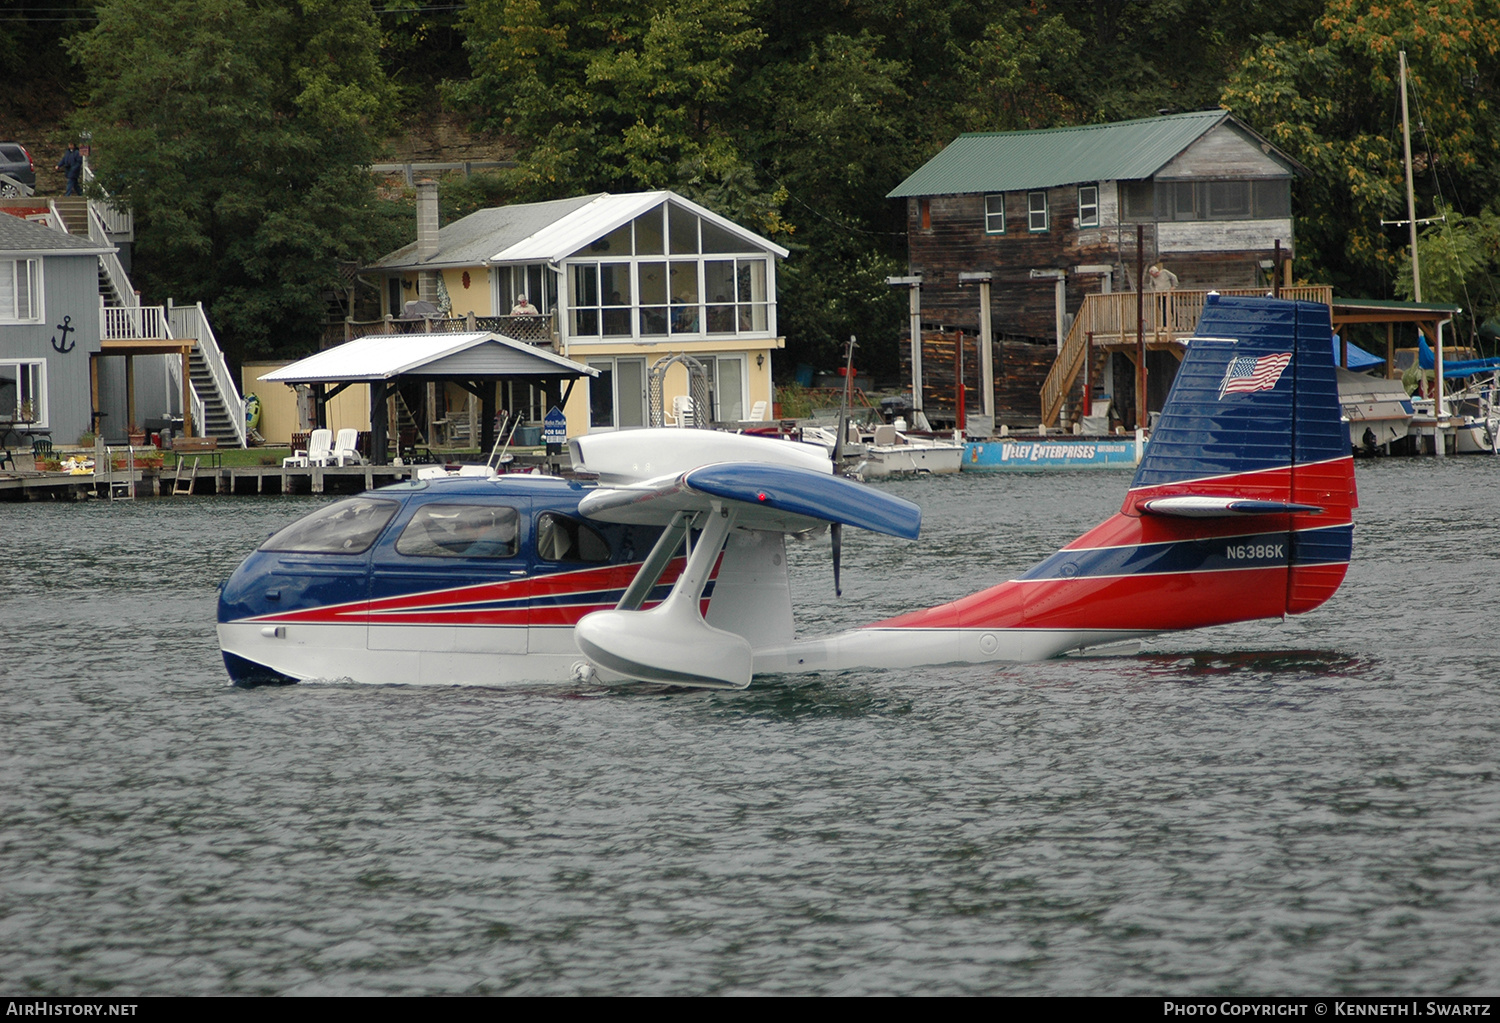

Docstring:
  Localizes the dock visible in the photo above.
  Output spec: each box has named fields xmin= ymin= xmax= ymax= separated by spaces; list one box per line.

xmin=0 ymin=464 xmax=426 ymax=501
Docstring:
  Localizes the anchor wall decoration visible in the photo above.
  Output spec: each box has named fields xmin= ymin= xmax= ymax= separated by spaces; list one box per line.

xmin=50 ymin=315 xmax=75 ymax=354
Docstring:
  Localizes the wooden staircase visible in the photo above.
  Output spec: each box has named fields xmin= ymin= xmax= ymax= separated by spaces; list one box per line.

xmin=1039 ymin=286 xmax=1335 ymax=427
xmin=188 ymin=348 xmax=242 ymax=446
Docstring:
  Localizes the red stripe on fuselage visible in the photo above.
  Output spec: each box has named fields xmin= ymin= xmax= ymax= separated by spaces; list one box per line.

xmin=877 ymin=458 xmax=1354 ymax=633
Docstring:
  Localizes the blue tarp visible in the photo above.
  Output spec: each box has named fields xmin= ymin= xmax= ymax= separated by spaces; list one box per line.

xmin=1330 ymin=335 xmax=1385 ymax=370
xmin=1416 ymin=336 xmax=1500 ymax=378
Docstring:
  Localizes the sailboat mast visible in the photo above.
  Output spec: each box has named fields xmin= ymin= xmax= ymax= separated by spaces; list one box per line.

xmin=1400 ymin=51 xmax=1422 ymax=303
xmin=1400 ymin=49 xmax=1445 ymax=433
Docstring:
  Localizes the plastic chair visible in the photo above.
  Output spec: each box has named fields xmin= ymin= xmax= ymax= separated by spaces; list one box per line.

xmin=283 ymin=428 xmax=331 ymax=467
xmin=749 ymin=400 xmax=768 ymax=422
xmin=669 ymin=395 xmax=694 ymax=428
xmin=329 ymin=428 xmax=363 ymax=466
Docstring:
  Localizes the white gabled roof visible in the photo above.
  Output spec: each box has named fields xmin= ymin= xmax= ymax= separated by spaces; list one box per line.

xmin=260 ymin=332 xmax=598 ymax=384
xmin=488 ymin=191 xmax=789 ymax=264
xmin=368 ymin=190 xmax=789 ymax=273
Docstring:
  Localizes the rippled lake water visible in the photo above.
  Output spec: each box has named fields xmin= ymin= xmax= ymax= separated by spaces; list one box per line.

xmin=2 ymin=459 xmax=1498 ymax=995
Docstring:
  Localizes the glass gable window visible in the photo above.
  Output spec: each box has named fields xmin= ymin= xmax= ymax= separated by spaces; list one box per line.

xmin=565 ymin=202 xmax=773 ymax=342
xmin=1078 ymin=185 xmax=1100 ymax=227
xmin=1028 ymin=191 xmax=1049 ymax=232
xmin=984 ymin=194 xmax=1006 ymax=234
xmin=0 ymin=259 xmax=39 ymax=322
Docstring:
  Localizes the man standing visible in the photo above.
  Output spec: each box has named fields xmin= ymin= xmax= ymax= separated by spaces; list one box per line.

xmin=55 ymin=142 xmax=82 ymax=196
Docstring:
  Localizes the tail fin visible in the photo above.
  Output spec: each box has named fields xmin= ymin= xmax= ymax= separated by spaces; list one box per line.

xmin=879 ymin=295 xmax=1355 ymax=642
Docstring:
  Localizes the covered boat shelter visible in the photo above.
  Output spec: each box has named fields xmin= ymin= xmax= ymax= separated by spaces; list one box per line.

xmin=260 ymin=332 xmax=597 ymax=463
xmin=1330 ymin=298 xmax=1461 ymax=378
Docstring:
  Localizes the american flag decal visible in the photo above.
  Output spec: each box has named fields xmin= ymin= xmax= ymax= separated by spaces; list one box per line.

xmin=1218 ymin=352 xmax=1292 ymax=399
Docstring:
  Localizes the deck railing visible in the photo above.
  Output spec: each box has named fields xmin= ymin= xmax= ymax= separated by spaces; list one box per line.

xmin=101 ymin=303 xmax=168 ymax=339
xmin=1040 ymin=286 xmax=1335 ymax=426
xmin=169 ymin=300 xmax=246 ymax=448
xmin=83 ymin=201 xmax=138 ymax=308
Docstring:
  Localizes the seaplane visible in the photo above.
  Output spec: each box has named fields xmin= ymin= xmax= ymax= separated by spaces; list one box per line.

xmin=217 ymin=295 xmax=1356 ymax=688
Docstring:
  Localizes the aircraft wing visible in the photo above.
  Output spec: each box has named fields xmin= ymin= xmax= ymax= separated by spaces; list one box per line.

xmin=579 ymin=461 xmax=922 ymax=538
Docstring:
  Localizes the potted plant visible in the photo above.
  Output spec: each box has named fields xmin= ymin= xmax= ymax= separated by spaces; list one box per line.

xmin=127 ymin=422 xmax=147 ymax=447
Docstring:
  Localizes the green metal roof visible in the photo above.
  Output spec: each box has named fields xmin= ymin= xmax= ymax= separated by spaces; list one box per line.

xmin=889 ymin=110 xmax=1236 ymax=198
xmin=1331 ymin=297 xmax=1462 ymax=314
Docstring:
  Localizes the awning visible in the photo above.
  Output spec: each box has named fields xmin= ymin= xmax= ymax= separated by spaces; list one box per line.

xmin=260 ymin=331 xmax=597 ymax=384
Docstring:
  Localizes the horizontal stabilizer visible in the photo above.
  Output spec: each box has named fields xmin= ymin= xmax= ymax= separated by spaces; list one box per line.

xmin=1140 ymin=496 xmax=1325 ymax=518
xmin=580 ymin=461 xmax=922 ymax=538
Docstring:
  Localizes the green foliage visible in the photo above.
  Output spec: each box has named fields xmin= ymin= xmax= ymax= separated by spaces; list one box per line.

xmin=1396 ymin=202 xmax=1500 ymax=341
xmin=1223 ymin=0 xmax=1500 ymax=300
xmin=67 ymin=0 xmax=397 ymax=362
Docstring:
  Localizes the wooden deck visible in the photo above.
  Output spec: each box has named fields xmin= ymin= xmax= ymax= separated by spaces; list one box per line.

xmin=1040 ymin=286 xmax=1335 ymax=427
xmin=0 ymin=465 xmax=423 ymax=500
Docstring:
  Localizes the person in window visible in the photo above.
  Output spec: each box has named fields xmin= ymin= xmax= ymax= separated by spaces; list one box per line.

xmin=510 ymin=294 xmax=539 ymax=315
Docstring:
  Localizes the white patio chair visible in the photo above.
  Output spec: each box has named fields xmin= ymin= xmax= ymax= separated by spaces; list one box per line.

xmin=329 ymin=428 xmax=363 ymax=466
xmin=669 ymin=395 xmax=694 ymax=428
xmin=282 ymin=428 xmax=332 ymax=467
xmin=749 ymin=400 xmax=768 ymax=422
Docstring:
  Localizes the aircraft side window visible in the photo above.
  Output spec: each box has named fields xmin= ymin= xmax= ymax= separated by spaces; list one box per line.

xmin=259 ymin=497 xmax=399 ymax=554
xmin=396 ymin=504 xmax=520 ymax=559
xmin=536 ymin=513 xmax=611 ymax=563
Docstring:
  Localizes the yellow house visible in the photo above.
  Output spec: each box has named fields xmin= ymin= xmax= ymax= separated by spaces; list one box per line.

xmin=368 ymin=187 xmax=788 ymax=437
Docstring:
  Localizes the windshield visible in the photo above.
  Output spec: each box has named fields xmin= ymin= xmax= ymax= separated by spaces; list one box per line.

xmin=259 ymin=497 xmax=400 ymax=554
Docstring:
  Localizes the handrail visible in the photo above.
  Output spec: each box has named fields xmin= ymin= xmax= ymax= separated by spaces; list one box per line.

xmin=1039 ymin=286 xmax=1335 ymax=426
xmin=80 ymin=158 xmax=134 ymax=240
xmin=170 ymin=301 xmax=246 ymax=448
xmin=83 ymin=201 xmax=138 ymax=308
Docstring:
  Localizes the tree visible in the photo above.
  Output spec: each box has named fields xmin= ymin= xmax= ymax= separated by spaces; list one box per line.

xmin=67 ymin=0 xmax=398 ymax=362
xmin=1222 ymin=0 xmax=1500 ymax=300
xmin=453 ymin=0 xmax=763 ymax=197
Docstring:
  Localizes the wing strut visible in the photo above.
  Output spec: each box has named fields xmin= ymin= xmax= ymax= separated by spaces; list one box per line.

xmin=617 ymin=510 xmax=693 ymax=611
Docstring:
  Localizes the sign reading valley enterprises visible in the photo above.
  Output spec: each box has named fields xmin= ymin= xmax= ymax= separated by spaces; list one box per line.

xmin=964 ymin=439 xmax=1140 ymax=470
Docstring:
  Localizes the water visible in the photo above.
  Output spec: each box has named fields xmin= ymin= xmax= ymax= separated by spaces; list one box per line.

xmin=2 ymin=460 xmax=1498 ymax=995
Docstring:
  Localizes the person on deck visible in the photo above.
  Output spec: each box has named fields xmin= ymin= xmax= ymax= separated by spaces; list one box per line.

xmin=55 ymin=143 xmax=82 ymax=196
xmin=510 ymin=295 xmax=539 ymax=315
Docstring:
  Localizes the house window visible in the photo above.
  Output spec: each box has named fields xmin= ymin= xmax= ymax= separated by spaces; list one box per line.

xmin=0 ymin=259 xmax=40 ymax=322
xmin=984 ymin=194 xmax=1006 ymax=234
xmin=0 ymin=359 xmax=46 ymax=427
xmin=707 ymin=355 xmax=746 ymax=423
xmin=569 ymin=262 xmax=632 ymax=337
xmin=495 ymin=264 xmax=557 ymax=315
xmin=919 ymin=199 xmax=931 ymax=230
xmin=1207 ymin=181 xmax=1251 ymax=219
xmin=1078 ymin=185 xmax=1099 ymax=227
xmin=587 ymin=357 xmax=647 ymax=429
xmin=1028 ymin=192 xmax=1048 ymax=232
xmin=1121 ymin=179 xmax=1290 ymax=222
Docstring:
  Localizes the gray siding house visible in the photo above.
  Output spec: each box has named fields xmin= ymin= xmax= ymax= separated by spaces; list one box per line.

xmin=0 ymin=212 xmax=115 ymax=449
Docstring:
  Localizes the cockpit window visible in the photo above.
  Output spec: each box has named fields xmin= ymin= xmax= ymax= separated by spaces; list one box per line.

xmin=260 ymin=497 xmax=399 ymax=554
xmin=396 ymin=504 xmax=520 ymax=559
xmin=536 ymin=512 xmax=611 ymax=563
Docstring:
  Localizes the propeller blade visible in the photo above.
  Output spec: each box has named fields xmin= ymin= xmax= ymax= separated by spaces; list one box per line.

xmin=831 ymin=521 xmax=843 ymax=597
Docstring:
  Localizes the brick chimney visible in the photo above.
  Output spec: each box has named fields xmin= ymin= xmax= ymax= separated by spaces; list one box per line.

xmin=415 ymin=179 xmax=440 ymax=308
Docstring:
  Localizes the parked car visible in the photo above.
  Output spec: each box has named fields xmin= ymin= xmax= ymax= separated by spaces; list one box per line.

xmin=0 ymin=143 xmax=36 ymax=196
